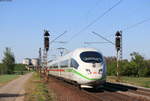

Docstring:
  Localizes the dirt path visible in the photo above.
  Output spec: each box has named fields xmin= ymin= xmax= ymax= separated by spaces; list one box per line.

xmin=0 ymin=72 xmax=33 ymax=101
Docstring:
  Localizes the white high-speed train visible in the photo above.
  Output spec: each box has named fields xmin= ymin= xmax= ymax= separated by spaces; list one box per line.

xmin=47 ymin=48 xmax=106 ymax=88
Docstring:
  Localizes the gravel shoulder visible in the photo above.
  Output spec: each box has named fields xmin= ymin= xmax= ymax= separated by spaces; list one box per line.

xmin=0 ymin=72 xmax=33 ymax=101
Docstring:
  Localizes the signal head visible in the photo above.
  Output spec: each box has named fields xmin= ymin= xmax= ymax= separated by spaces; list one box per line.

xmin=44 ymin=30 xmax=50 ymax=36
xmin=115 ymin=31 xmax=121 ymax=37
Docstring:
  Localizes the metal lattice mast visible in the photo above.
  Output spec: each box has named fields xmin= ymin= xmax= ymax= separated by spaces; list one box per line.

xmin=119 ymin=31 xmax=123 ymax=60
xmin=43 ymin=30 xmax=50 ymax=68
xmin=115 ymin=30 xmax=122 ymax=81
xmin=39 ymin=48 xmax=42 ymax=66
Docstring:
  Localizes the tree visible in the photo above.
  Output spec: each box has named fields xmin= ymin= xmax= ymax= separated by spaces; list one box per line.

xmin=139 ymin=60 xmax=150 ymax=77
xmin=130 ymin=52 xmax=145 ymax=77
xmin=2 ymin=47 xmax=15 ymax=74
xmin=0 ymin=63 xmax=5 ymax=74
xmin=120 ymin=60 xmax=131 ymax=76
xmin=105 ymin=56 xmax=117 ymax=76
xmin=14 ymin=64 xmax=27 ymax=75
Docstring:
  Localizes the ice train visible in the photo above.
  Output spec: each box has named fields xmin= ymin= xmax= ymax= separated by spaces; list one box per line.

xmin=47 ymin=48 xmax=107 ymax=88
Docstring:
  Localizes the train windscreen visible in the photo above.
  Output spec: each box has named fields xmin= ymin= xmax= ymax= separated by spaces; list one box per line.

xmin=80 ymin=51 xmax=103 ymax=63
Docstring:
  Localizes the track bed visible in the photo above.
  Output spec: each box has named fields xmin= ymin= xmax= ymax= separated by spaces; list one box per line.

xmin=47 ymin=76 xmax=150 ymax=101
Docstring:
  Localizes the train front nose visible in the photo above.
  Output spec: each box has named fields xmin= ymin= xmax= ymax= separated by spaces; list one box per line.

xmin=78 ymin=51 xmax=106 ymax=86
xmin=81 ymin=63 xmax=106 ymax=85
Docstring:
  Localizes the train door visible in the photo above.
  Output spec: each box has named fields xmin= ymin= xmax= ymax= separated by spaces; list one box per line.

xmin=58 ymin=63 xmax=61 ymax=77
xmin=68 ymin=59 xmax=73 ymax=79
xmin=70 ymin=58 xmax=79 ymax=81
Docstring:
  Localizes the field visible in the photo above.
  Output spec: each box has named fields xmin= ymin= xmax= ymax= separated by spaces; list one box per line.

xmin=0 ymin=74 xmax=20 ymax=87
xmin=107 ymin=76 xmax=150 ymax=88
xmin=24 ymin=72 xmax=54 ymax=101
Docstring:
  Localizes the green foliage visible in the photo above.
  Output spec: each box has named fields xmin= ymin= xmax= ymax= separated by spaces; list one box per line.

xmin=106 ymin=52 xmax=150 ymax=77
xmin=119 ymin=60 xmax=132 ymax=76
xmin=14 ymin=64 xmax=27 ymax=75
xmin=105 ymin=56 xmax=116 ymax=76
xmin=0 ymin=64 xmax=5 ymax=74
xmin=0 ymin=47 xmax=28 ymax=75
xmin=107 ymin=76 xmax=150 ymax=88
xmin=25 ymin=73 xmax=53 ymax=101
xmin=14 ymin=64 xmax=26 ymax=71
xmin=0 ymin=74 xmax=19 ymax=83
xmin=139 ymin=60 xmax=150 ymax=77
xmin=2 ymin=47 xmax=15 ymax=74
xmin=130 ymin=52 xmax=145 ymax=77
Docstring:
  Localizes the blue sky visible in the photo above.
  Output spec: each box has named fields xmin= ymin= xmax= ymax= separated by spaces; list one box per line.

xmin=0 ymin=0 xmax=150 ymax=63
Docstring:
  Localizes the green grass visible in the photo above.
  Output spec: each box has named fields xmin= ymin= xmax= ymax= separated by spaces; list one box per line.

xmin=14 ymin=70 xmax=31 ymax=75
xmin=25 ymin=72 xmax=54 ymax=101
xmin=0 ymin=74 xmax=20 ymax=85
xmin=0 ymin=74 xmax=19 ymax=83
xmin=107 ymin=76 xmax=150 ymax=88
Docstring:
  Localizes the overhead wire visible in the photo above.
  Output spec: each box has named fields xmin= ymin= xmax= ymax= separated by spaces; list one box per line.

xmin=105 ymin=17 xmax=150 ymax=38
xmin=123 ymin=18 xmax=150 ymax=31
xmin=50 ymin=30 xmax=67 ymax=44
xmin=95 ymin=17 xmax=150 ymax=40
xmin=92 ymin=31 xmax=115 ymax=45
xmin=89 ymin=17 xmax=150 ymax=48
xmin=68 ymin=0 xmax=123 ymax=43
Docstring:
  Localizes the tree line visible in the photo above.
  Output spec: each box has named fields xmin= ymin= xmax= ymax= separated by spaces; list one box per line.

xmin=1 ymin=47 xmax=150 ymax=77
xmin=106 ymin=52 xmax=150 ymax=77
xmin=0 ymin=47 xmax=26 ymax=75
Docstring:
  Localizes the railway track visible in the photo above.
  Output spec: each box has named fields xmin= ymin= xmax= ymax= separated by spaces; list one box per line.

xmin=47 ymin=76 xmax=150 ymax=101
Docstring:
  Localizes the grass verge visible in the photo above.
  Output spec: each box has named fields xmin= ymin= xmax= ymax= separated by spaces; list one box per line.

xmin=0 ymin=74 xmax=20 ymax=87
xmin=24 ymin=72 xmax=54 ymax=101
xmin=107 ymin=76 xmax=150 ymax=88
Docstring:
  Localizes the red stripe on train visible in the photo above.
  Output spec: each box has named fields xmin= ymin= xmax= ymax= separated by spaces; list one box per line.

xmin=47 ymin=69 xmax=65 ymax=72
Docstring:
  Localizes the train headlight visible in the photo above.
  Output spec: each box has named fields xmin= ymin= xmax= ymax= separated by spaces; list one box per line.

xmin=92 ymin=63 xmax=96 ymax=68
xmin=98 ymin=69 xmax=102 ymax=74
xmin=86 ymin=69 xmax=92 ymax=74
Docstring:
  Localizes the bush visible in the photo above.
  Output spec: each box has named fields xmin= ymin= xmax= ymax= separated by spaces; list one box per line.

xmin=14 ymin=64 xmax=27 ymax=75
xmin=2 ymin=47 xmax=15 ymax=74
xmin=0 ymin=64 xmax=5 ymax=75
xmin=106 ymin=52 xmax=150 ymax=77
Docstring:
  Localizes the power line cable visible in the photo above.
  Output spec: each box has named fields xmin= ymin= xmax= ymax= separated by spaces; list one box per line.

xmin=68 ymin=0 xmax=123 ymax=43
xmin=123 ymin=18 xmax=150 ymax=31
xmin=97 ymin=17 xmax=150 ymax=39
xmin=92 ymin=31 xmax=115 ymax=45
xmin=106 ymin=17 xmax=150 ymax=38
xmin=50 ymin=31 xmax=67 ymax=44
xmin=90 ymin=18 xmax=150 ymax=48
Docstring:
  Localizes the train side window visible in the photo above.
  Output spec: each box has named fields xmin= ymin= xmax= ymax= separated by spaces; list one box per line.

xmin=53 ymin=63 xmax=58 ymax=68
xmin=71 ymin=59 xmax=79 ymax=69
xmin=60 ymin=60 xmax=68 ymax=68
xmin=51 ymin=64 xmax=54 ymax=68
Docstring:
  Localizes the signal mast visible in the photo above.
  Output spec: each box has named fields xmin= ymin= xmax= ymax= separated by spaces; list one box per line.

xmin=115 ymin=31 xmax=122 ymax=80
xmin=43 ymin=30 xmax=50 ymax=68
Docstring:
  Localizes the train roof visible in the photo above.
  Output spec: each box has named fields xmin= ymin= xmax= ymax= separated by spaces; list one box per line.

xmin=48 ymin=48 xmax=101 ymax=64
xmin=73 ymin=48 xmax=98 ymax=53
